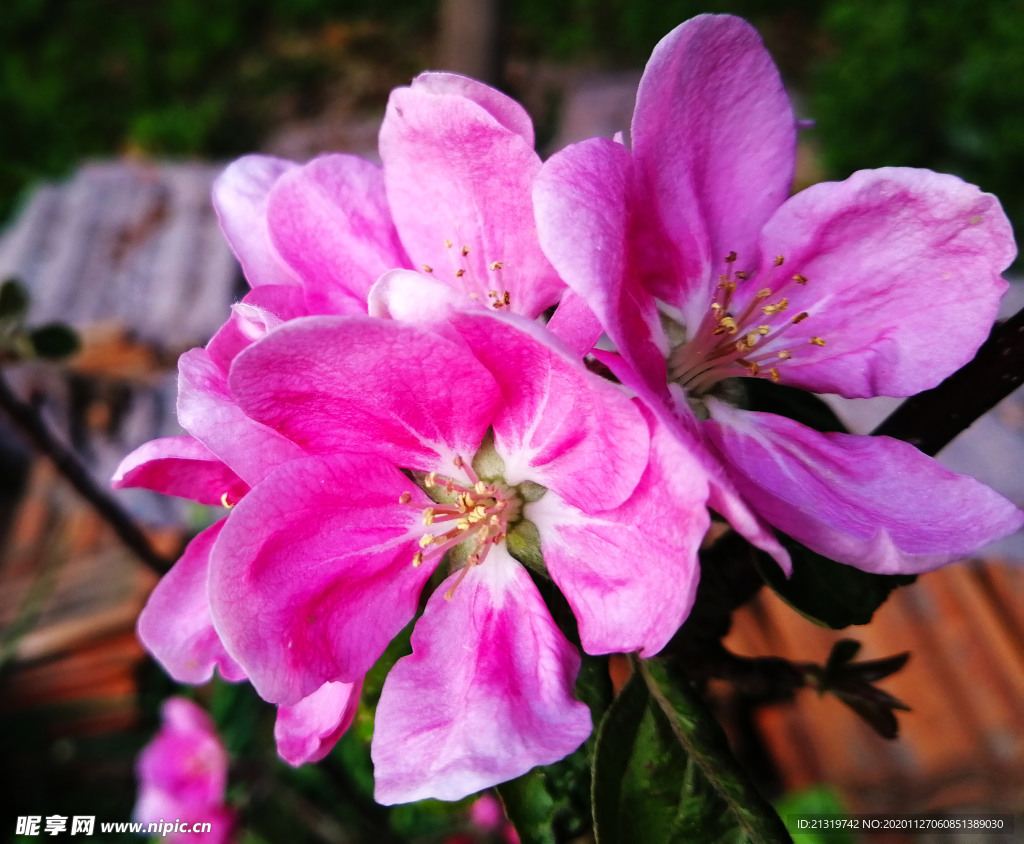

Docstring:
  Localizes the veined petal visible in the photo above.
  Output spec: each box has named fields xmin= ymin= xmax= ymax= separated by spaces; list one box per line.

xmin=705 ymin=402 xmax=1024 ymax=574
xmin=275 ymin=679 xmax=362 ymax=766
xmin=208 ymin=453 xmax=436 ymax=704
xmin=230 ymin=316 xmax=499 ymax=470
xmin=137 ymin=522 xmax=246 ymax=684
xmin=178 ymin=347 xmax=304 ymax=487
xmin=632 ymin=14 xmax=796 ymax=329
xmin=266 ymin=154 xmax=409 ymax=315
xmin=212 ymin=155 xmax=301 ymax=288
xmin=545 ymin=289 xmax=604 ymax=359
xmin=113 ymin=436 xmax=248 ymax=507
xmin=371 ymin=548 xmax=591 ymax=804
xmin=527 ymin=408 xmax=709 ymax=656
xmin=449 ymin=312 xmax=649 ymax=511
xmin=410 ymin=72 xmax=536 ymax=144
xmin=380 ymin=80 xmax=562 ymax=318
xmin=746 ymin=167 xmax=1015 ymax=397
xmin=535 ymin=137 xmax=669 ymax=395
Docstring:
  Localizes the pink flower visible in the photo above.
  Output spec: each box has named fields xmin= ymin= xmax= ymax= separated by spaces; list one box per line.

xmin=134 ymin=697 xmax=234 ymax=844
xmin=208 ymin=311 xmax=708 ymax=803
xmin=115 ymin=302 xmax=361 ymax=767
xmin=213 ymin=73 xmax=563 ymax=321
xmin=534 ymin=14 xmax=1023 ymax=574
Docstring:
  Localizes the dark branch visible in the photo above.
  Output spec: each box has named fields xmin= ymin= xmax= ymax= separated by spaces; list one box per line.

xmin=872 ymin=305 xmax=1024 ymax=456
xmin=0 ymin=369 xmax=172 ymax=574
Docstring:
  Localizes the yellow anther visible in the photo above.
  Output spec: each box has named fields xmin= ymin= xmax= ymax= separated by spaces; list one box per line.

xmin=793 ymin=273 xmax=808 ymax=285
xmin=398 ymin=491 xmax=412 ymax=504
xmin=425 ymin=472 xmax=437 ymax=488
xmin=488 ymin=290 xmax=498 ymax=298
xmin=725 ymin=251 xmax=738 ymax=263
xmin=413 ymin=551 xmax=424 ymax=567
xmin=419 ymin=534 xmax=436 ymax=548
xmin=810 ymin=336 xmax=827 ymax=346
xmin=422 ymin=508 xmax=435 ymax=526
xmin=220 ymin=492 xmax=235 ymax=509
xmin=454 ymin=268 xmax=465 ymax=278
xmin=474 ymin=481 xmax=488 ymax=494
xmin=717 ymin=280 xmax=737 ymax=293
xmin=462 ymin=245 xmax=470 ymax=256
xmin=735 ymin=271 xmax=749 ymax=280
xmin=422 ymin=265 xmax=433 ymax=273
xmin=774 ymin=255 xmax=785 ymax=266
xmin=444 ymin=239 xmax=453 ymax=248
xmin=742 ymin=360 xmax=762 ymax=375
xmin=777 ymin=350 xmax=792 ymax=360
xmin=757 ymin=288 xmax=772 ymax=299
xmin=792 ymin=311 xmax=810 ymax=324
xmin=768 ymin=367 xmax=781 ymax=382
xmin=457 ymin=518 xmax=471 ymax=531
xmin=711 ymin=302 xmax=723 ymax=312
xmin=757 ymin=325 xmax=771 ymax=335
xmin=763 ymin=298 xmax=789 ymax=315
xmin=744 ymin=332 xmax=760 ymax=348
xmin=489 ymin=261 xmax=503 ymax=270
xmin=715 ymin=316 xmax=738 ymax=335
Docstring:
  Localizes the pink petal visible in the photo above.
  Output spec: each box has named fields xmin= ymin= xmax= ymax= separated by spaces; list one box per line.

xmin=206 ymin=285 xmax=308 ymax=370
xmin=113 ymin=436 xmax=248 ymax=507
xmin=449 ymin=312 xmax=649 ymax=511
xmin=212 ymin=155 xmax=302 ymax=288
xmin=743 ymin=167 xmax=1015 ymax=397
xmin=275 ymin=679 xmax=362 ymax=766
xmin=177 ymin=347 xmax=304 ymax=487
xmin=367 ymin=268 xmax=469 ymax=323
xmin=410 ymin=72 xmax=536 ymax=146
xmin=534 ymin=137 xmax=670 ymax=398
xmin=705 ymin=402 xmax=1024 ymax=574
xmin=631 ymin=14 xmax=796 ymax=327
xmin=229 ymin=316 xmax=500 ymax=470
xmin=137 ymin=522 xmax=246 ymax=684
xmin=591 ymin=350 xmax=791 ymax=572
xmin=527 ymin=406 xmax=708 ymax=656
xmin=371 ymin=549 xmax=591 ymax=804
xmin=208 ymin=453 xmax=436 ymax=704
xmin=380 ymin=80 xmax=562 ymax=318
xmin=266 ymin=154 xmax=409 ymax=315
xmin=545 ymin=289 xmax=604 ymax=359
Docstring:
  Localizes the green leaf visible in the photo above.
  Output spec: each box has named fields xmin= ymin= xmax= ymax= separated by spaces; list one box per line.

xmin=498 ymin=653 xmax=611 ymax=844
xmin=28 ymin=323 xmax=80 ymax=360
xmin=592 ymin=658 xmax=791 ymax=844
xmin=741 ymin=379 xmax=848 ymax=434
xmin=0 ymin=278 xmax=29 ymax=321
xmin=757 ymin=535 xmax=915 ymax=628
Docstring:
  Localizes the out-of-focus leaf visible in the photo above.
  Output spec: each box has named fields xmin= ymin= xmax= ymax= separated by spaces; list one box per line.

xmin=592 ymin=658 xmax=790 ymax=844
xmin=776 ymin=786 xmax=855 ymax=844
xmin=0 ymin=278 xmax=29 ymax=321
xmin=757 ymin=536 xmax=915 ymax=628
xmin=742 ymin=379 xmax=848 ymax=434
xmin=28 ymin=323 xmax=80 ymax=360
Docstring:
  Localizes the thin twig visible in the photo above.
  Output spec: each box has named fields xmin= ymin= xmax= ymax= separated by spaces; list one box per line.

xmin=0 ymin=369 xmax=172 ymax=573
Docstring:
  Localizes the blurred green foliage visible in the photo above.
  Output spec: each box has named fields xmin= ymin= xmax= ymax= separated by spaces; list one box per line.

xmin=812 ymin=0 xmax=1024 ymax=248
xmin=3 ymin=0 xmax=1022 ymax=246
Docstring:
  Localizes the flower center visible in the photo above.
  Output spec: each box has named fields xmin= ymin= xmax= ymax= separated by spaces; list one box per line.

xmin=419 ymin=239 xmax=512 ymax=310
xmin=667 ymin=251 xmax=827 ymax=397
xmin=398 ymin=455 xmax=523 ymax=599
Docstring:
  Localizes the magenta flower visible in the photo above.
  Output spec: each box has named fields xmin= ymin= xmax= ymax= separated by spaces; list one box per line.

xmin=115 ymin=301 xmax=361 ymax=767
xmin=206 ymin=311 xmax=707 ymax=803
xmin=213 ymin=72 xmax=563 ymax=322
xmin=534 ymin=14 xmax=1023 ymax=574
xmin=134 ymin=697 xmax=233 ymax=844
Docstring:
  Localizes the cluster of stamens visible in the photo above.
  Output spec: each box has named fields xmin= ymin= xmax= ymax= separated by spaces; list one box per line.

xmin=397 ymin=456 xmax=518 ymax=599
xmin=420 ymin=240 xmax=511 ymax=310
xmin=668 ymin=252 xmax=827 ymax=395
